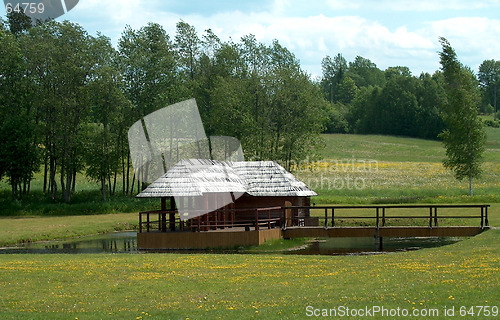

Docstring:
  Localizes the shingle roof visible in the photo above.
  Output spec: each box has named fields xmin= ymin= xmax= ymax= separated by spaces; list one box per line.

xmin=136 ymin=159 xmax=317 ymax=198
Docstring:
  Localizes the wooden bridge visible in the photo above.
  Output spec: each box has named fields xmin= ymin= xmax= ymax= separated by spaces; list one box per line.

xmin=137 ymin=204 xmax=490 ymax=249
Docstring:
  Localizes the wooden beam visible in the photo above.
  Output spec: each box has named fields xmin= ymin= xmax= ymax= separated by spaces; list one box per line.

xmin=169 ymin=197 xmax=176 ymax=231
xmin=161 ymin=197 xmax=167 ymax=232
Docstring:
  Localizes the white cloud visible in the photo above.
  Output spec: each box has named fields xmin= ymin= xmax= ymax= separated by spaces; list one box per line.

xmin=429 ymin=17 xmax=500 ymax=69
xmin=59 ymin=0 xmax=500 ymax=77
xmin=327 ymin=0 xmax=500 ymax=12
xmin=327 ymin=0 xmax=360 ymax=10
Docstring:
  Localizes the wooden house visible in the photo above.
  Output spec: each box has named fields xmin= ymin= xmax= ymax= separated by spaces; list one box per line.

xmin=137 ymin=159 xmax=317 ymax=233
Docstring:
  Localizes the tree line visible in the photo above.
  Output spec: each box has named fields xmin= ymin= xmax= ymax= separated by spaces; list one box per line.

xmin=0 ymin=15 xmax=498 ymax=202
xmin=0 ymin=17 xmax=326 ymax=201
xmin=320 ymin=55 xmax=500 ymax=137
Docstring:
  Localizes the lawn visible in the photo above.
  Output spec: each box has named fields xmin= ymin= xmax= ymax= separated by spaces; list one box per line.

xmin=0 ymin=229 xmax=499 ymax=319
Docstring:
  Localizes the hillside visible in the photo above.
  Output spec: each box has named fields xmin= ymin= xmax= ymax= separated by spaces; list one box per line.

xmin=293 ymin=130 xmax=500 ymax=204
xmin=1 ymin=130 xmax=499 ymax=215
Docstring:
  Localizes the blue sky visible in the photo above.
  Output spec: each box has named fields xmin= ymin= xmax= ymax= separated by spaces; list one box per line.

xmin=3 ymin=0 xmax=500 ymax=78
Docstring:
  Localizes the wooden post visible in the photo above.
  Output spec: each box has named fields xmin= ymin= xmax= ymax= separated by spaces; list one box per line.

xmin=382 ymin=207 xmax=386 ymax=227
xmin=161 ymin=197 xmax=167 ymax=232
xmin=376 ymin=208 xmax=379 ymax=229
xmin=231 ymin=203 xmax=234 ymax=228
xmin=139 ymin=213 xmax=142 ymax=233
xmin=146 ymin=213 xmax=150 ymax=233
xmin=281 ymin=207 xmax=284 ymax=229
xmin=214 ymin=210 xmax=218 ymax=230
xmin=481 ymin=206 xmax=484 ymax=229
xmin=267 ymin=209 xmax=271 ymax=229
xmin=331 ymin=208 xmax=335 ymax=227
xmin=255 ymin=209 xmax=259 ymax=231
xmin=169 ymin=197 xmax=176 ymax=231
xmin=429 ymin=207 xmax=433 ymax=228
xmin=485 ymin=206 xmax=489 ymax=226
xmin=324 ymin=208 xmax=328 ymax=228
xmin=434 ymin=207 xmax=438 ymax=227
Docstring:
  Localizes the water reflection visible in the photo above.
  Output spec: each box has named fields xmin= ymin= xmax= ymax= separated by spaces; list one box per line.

xmin=0 ymin=233 xmax=463 ymax=255
xmin=0 ymin=232 xmax=137 ymax=254
xmin=287 ymin=237 xmax=463 ymax=256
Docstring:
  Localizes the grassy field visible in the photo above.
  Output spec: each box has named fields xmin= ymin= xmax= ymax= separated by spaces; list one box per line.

xmin=0 ymin=130 xmax=499 ymax=319
xmin=1 ymin=126 xmax=499 ymax=215
xmin=0 ymin=129 xmax=499 ymax=244
xmin=0 ymin=229 xmax=498 ymax=319
xmin=293 ymin=131 xmax=500 ymax=204
xmin=0 ymin=213 xmax=138 ymax=247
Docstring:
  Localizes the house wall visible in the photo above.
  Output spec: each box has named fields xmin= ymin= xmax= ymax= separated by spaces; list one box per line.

xmin=231 ymin=194 xmax=311 ymax=222
xmin=180 ymin=193 xmax=313 ymax=227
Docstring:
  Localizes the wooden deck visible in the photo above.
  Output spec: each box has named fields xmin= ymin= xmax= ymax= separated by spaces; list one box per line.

xmin=137 ymin=204 xmax=490 ymax=249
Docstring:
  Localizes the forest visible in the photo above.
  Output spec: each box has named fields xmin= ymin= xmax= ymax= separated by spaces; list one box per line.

xmin=0 ymin=14 xmax=499 ymax=202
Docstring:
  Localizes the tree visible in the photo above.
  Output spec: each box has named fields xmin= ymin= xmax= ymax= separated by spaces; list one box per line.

xmin=175 ymin=20 xmax=200 ymax=83
xmin=321 ymin=53 xmax=347 ymax=102
xmin=118 ymin=23 xmax=178 ymax=190
xmin=0 ymin=28 xmax=39 ymax=199
xmin=347 ymin=56 xmax=385 ymax=88
xmin=21 ymin=21 xmax=98 ymax=202
xmin=478 ymin=59 xmax=500 ymax=120
xmin=415 ymin=73 xmax=446 ymax=139
xmin=438 ymin=37 xmax=486 ymax=196
xmin=85 ymin=35 xmax=130 ymax=201
xmin=7 ymin=10 xmax=32 ymax=35
xmin=210 ymin=36 xmax=325 ymax=168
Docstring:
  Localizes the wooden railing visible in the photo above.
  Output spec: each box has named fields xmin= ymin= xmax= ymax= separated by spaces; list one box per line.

xmin=139 ymin=206 xmax=283 ymax=233
xmin=282 ymin=204 xmax=490 ymax=229
xmin=140 ymin=204 xmax=490 ymax=233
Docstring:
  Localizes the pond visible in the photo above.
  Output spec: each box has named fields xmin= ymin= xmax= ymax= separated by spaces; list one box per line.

xmin=287 ymin=237 xmax=463 ymax=256
xmin=0 ymin=232 xmax=463 ymax=255
xmin=0 ymin=232 xmax=138 ymax=254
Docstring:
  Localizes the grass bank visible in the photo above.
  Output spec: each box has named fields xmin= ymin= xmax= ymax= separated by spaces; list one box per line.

xmin=0 ymin=229 xmax=499 ymax=319
xmin=0 ymin=213 xmax=138 ymax=247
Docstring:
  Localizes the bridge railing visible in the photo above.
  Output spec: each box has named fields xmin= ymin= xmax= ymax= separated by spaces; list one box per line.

xmin=282 ymin=204 xmax=490 ymax=230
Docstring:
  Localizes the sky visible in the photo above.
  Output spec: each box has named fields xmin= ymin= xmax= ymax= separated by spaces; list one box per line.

xmin=3 ymin=0 xmax=500 ymax=79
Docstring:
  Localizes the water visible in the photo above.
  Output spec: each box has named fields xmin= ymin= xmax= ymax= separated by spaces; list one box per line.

xmin=288 ymin=237 xmax=463 ymax=256
xmin=0 ymin=232 xmax=462 ymax=255
xmin=0 ymin=232 xmax=137 ymax=254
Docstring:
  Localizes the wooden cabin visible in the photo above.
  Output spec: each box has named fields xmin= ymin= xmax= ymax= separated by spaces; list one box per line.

xmin=137 ymin=159 xmax=317 ymax=232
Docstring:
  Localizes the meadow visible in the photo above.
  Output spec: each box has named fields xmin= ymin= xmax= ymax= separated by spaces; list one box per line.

xmin=0 ymin=230 xmax=499 ymax=319
xmin=1 ymin=130 xmax=499 ymax=319
xmin=295 ymin=130 xmax=500 ymax=204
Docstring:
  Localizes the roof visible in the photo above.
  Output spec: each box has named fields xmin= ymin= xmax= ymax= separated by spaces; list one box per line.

xmin=136 ymin=159 xmax=317 ymax=198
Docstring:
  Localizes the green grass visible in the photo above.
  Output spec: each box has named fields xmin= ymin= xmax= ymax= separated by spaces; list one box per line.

xmin=0 ymin=213 xmax=138 ymax=247
xmin=0 ymin=229 xmax=499 ymax=319
xmin=0 ymin=131 xmax=498 ymax=319
xmin=0 ymin=189 xmax=157 ymax=216
xmin=295 ymin=130 xmax=500 ymax=204
xmin=318 ymin=131 xmax=500 ymax=163
xmin=2 ymin=129 xmax=499 ymax=216
xmin=318 ymin=134 xmax=446 ymax=162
